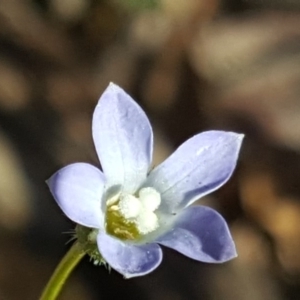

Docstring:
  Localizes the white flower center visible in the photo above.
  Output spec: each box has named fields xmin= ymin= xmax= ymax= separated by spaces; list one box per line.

xmin=135 ymin=210 xmax=158 ymax=234
xmin=106 ymin=187 xmax=161 ymax=239
xmin=118 ymin=194 xmax=141 ymax=218
xmin=139 ymin=187 xmax=161 ymax=211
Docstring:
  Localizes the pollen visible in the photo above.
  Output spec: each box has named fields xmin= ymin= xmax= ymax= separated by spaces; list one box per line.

xmin=119 ymin=194 xmax=141 ymax=218
xmin=105 ymin=201 xmax=140 ymax=241
xmin=135 ymin=210 xmax=159 ymax=234
xmin=105 ymin=187 xmax=161 ymax=241
xmin=139 ymin=187 xmax=161 ymax=212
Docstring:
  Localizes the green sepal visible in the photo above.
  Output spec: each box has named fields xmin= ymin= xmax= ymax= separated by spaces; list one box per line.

xmin=75 ymin=225 xmax=107 ymax=267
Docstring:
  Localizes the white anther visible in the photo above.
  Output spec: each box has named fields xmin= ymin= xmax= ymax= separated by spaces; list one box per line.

xmin=139 ymin=187 xmax=161 ymax=212
xmin=109 ymin=205 xmax=119 ymax=211
xmin=106 ymin=191 xmax=121 ymax=206
xmin=118 ymin=194 xmax=141 ymax=219
xmin=135 ymin=210 xmax=159 ymax=234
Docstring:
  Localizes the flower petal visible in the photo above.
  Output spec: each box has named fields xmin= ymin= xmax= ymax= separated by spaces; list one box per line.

xmin=145 ymin=131 xmax=243 ymax=213
xmin=97 ymin=232 xmax=162 ymax=278
xmin=92 ymin=83 xmax=153 ymax=193
xmin=156 ymin=206 xmax=237 ymax=263
xmin=47 ymin=163 xmax=105 ymax=228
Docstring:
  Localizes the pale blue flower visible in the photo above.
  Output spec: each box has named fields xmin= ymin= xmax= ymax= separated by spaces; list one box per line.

xmin=47 ymin=83 xmax=243 ymax=278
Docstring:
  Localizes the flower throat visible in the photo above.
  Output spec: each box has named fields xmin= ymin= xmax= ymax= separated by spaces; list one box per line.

xmin=105 ymin=187 xmax=161 ymax=241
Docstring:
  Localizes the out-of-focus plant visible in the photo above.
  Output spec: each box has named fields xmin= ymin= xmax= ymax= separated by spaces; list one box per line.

xmin=114 ymin=0 xmax=159 ymax=11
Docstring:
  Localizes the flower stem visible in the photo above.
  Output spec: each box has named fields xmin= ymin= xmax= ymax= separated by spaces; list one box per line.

xmin=40 ymin=241 xmax=86 ymax=300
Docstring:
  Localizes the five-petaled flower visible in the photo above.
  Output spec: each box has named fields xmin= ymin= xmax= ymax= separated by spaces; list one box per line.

xmin=47 ymin=83 xmax=244 ymax=278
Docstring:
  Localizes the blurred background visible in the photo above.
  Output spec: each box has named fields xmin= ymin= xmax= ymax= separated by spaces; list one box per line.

xmin=0 ymin=0 xmax=300 ymax=299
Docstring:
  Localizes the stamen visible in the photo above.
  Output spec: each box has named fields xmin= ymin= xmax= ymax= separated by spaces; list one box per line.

xmin=135 ymin=210 xmax=159 ymax=234
xmin=139 ymin=187 xmax=161 ymax=212
xmin=118 ymin=194 xmax=141 ymax=219
xmin=105 ymin=188 xmax=161 ymax=240
xmin=106 ymin=191 xmax=121 ymax=206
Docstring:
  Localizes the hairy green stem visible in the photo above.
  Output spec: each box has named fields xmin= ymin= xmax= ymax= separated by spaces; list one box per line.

xmin=40 ymin=241 xmax=85 ymax=300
